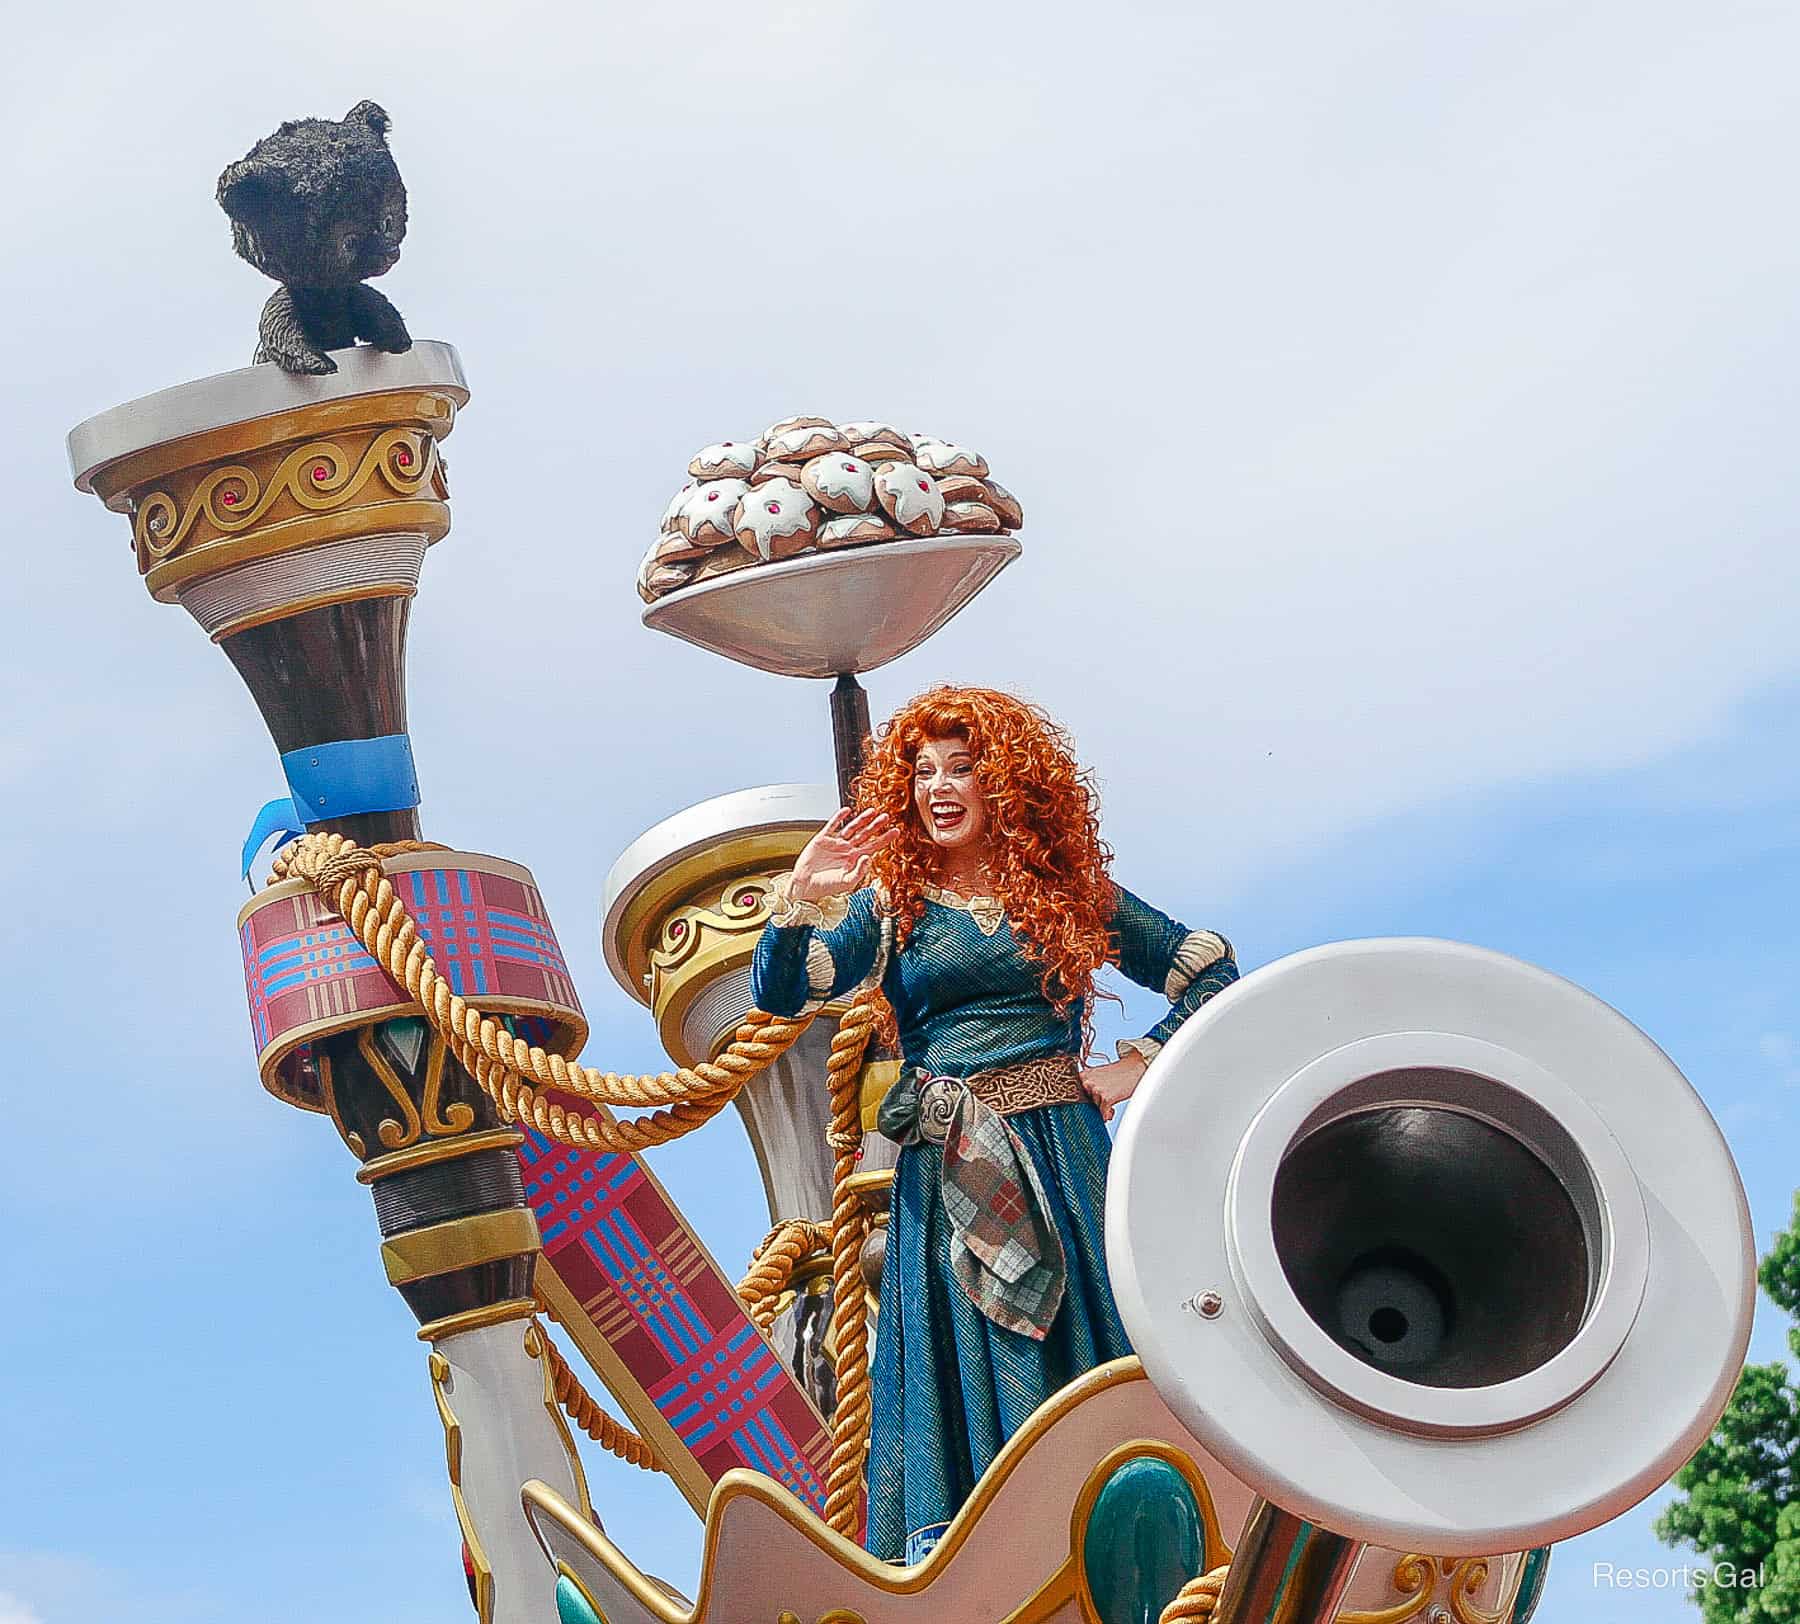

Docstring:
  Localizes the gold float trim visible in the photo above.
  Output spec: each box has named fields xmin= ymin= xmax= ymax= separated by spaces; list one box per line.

xmin=88 ymin=389 xmax=459 ymax=499
xmin=356 ymin=1128 xmax=525 ymax=1183
xmin=317 ymin=1050 xmax=366 ymax=1158
xmin=381 ymin=1207 xmax=543 ymax=1286
xmin=429 ymin=1349 xmax=495 ymax=1624
xmin=649 ymin=874 xmax=779 ymax=979
xmin=1337 ymin=1554 xmax=1442 ymax=1624
xmin=521 ymin=1358 xmax=1162 ymax=1624
xmin=524 ymin=1319 xmax=596 ymax=1522
xmin=359 ymin=1024 xmax=426 ymax=1151
xmin=145 ymin=498 xmax=449 ymax=599
xmin=134 ymin=429 xmax=438 ymax=562
xmin=416 ymin=1297 xmax=539 ymax=1344
xmin=613 ymin=829 xmax=826 ymax=1004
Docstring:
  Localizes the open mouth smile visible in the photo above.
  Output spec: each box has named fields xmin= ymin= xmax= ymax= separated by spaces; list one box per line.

xmin=930 ymin=804 xmax=967 ymax=833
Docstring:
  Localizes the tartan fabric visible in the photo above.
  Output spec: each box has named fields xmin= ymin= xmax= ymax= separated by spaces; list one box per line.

xmin=880 ymin=1057 xmax=1085 ymax=1338
xmin=937 ymin=1083 xmax=1067 ymax=1337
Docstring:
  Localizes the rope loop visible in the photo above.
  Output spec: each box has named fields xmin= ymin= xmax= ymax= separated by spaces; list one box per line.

xmin=271 ymin=832 xmax=818 ymax=1152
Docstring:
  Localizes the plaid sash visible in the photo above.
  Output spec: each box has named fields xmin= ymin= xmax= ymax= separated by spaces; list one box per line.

xmin=886 ymin=1056 xmax=1085 ymax=1340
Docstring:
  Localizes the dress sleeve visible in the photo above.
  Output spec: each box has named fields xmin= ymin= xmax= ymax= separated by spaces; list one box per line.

xmin=1107 ymin=883 xmax=1238 ymax=1062
xmin=750 ymin=874 xmax=885 ymax=1018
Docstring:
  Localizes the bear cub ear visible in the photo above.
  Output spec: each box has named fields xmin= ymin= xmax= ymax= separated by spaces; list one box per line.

xmin=216 ymin=157 xmax=285 ymax=224
xmin=346 ymin=100 xmax=392 ymax=138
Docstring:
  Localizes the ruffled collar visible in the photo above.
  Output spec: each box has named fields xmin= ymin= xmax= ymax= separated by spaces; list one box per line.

xmin=922 ymin=883 xmax=1007 ymax=936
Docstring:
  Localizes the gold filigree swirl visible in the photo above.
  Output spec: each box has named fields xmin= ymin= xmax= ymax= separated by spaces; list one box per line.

xmin=649 ymin=873 xmax=780 ymax=977
xmin=133 ymin=429 xmax=439 ymax=561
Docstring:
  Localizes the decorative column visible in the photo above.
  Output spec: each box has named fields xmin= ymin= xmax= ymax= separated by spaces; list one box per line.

xmin=601 ymin=784 xmax=898 ymax=1411
xmin=68 ymin=346 xmax=592 ymax=1624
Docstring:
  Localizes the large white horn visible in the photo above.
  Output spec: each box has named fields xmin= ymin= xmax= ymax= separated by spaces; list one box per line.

xmin=1107 ymin=938 xmax=1754 ymax=1559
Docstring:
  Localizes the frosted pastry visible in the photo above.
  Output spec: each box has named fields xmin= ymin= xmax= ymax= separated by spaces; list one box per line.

xmin=981 ymin=478 xmax=1024 ymax=530
xmin=682 ymin=478 xmax=751 ymax=545
xmin=734 ymin=478 xmax=820 ymax=561
xmin=873 ymin=462 xmax=945 ymax=535
xmin=913 ymin=438 xmax=989 ymax=479
xmin=801 ymin=453 xmax=875 ymax=514
xmin=639 ymin=549 xmax=698 ymax=602
xmin=749 ymin=460 xmax=804 ymax=486
xmin=655 ymin=528 xmax=711 ymax=562
xmin=661 ymin=481 xmax=696 ymax=532
xmin=839 ymin=422 xmax=912 ymax=453
xmin=688 ymin=441 xmax=760 ymax=481
xmin=762 ymin=415 xmax=832 ymax=442
xmin=941 ymin=501 xmax=1002 ymax=533
xmin=691 ymin=547 xmax=757 ymax=583
xmin=934 ymin=474 xmax=990 ymax=505
xmin=766 ymin=422 xmax=848 ymax=463
xmin=818 ymin=512 xmax=897 ymax=548
xmin=852 ymin=441 xmax=911 ymax=464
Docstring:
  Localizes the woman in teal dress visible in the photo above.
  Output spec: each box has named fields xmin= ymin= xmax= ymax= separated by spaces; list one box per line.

xmin=751 ymin=686 xmax=1237 ymax=1564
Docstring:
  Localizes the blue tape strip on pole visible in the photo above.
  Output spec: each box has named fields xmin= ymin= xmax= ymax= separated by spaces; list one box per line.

xmin=281 ymin=733 xmax=420 ymax=824
xmin=240 ymin=734 xmax=421 ymax=881
xmin=241 ymin=797 xmax=306 ymax=881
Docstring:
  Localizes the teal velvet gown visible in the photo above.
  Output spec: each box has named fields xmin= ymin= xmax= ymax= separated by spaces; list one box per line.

xmin=751 ymin=879 xmax=1237 ymax=1564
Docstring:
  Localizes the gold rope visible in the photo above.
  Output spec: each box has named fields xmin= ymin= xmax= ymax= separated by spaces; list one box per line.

xmin=738 ymin=1220 xmax=834 ymax=1333
xmin=1160 ymin=1566 xmax=1231 ymax=1623
xmin=823 ymin=994 xmax=878 ymax=1538
xmin=272 ymin=833 xmax=813 ymax=1153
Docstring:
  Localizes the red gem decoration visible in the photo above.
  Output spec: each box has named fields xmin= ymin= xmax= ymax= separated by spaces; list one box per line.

xmin=708 ymin=491 xmax=721 ymax=502
xmin=917 ymin=479 xmax=929 ymax=491
xmin=220 ymin=489 xmax=239 ymax=506
xmin=766 ymin=502 xmax=780 ymax=514
xmin=312 ymin=464 xmax=328 ymax=481
xmin=396 ymin=448 xmax=414 ymax=467
xmin=670 ymin=920 xmax=687 ymax=937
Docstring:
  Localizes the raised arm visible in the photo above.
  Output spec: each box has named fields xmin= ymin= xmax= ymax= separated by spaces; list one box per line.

xmin=750 ymin=809 xmax=895 ymax=1017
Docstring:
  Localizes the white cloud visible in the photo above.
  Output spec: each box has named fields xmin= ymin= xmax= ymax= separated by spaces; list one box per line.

xmin=0 ymin=1595 xmax=43 ymax=1624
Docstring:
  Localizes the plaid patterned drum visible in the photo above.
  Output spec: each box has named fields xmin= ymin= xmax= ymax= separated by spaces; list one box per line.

xmin=237 ymin=849 xmax=587 ymax=1109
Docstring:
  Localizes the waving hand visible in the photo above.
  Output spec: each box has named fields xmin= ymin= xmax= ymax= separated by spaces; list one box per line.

xmin=790 ymin=809 xmax=897 ymax=903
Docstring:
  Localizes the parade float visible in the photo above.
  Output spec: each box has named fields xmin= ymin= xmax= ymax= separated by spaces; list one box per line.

xmin=64 ymin=102 xmax=1759 ymax=1624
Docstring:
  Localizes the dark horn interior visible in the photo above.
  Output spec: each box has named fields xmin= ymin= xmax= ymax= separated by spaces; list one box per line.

xmin=1271 ymin=1099 xmax=1592 ymax=1388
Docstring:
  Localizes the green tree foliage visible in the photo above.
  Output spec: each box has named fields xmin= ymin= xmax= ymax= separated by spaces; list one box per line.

xmin=1657 ymin=1193 xmax=1800 ymax=1622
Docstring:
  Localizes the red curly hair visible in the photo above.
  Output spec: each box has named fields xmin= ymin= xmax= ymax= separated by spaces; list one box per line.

xmin=856 ymin=686 xmax=1117 ymax=1050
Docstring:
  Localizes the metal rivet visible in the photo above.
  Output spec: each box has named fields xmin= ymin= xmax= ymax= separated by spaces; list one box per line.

xmin=1185 ymin=1290 xmax=1224 ymax=1319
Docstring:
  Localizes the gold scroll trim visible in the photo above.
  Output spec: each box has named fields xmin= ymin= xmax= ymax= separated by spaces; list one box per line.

xmin=416 ymin=1297 xmax=539 ymax=1344
xmin=134 ymin=429 xmax=440 ymax=562
xmin=381 ymin=1207 xmax=543 ymax=1286
xmin=429 ymin=1349 xmax=495 ymax=1624
xmin=356 ymin=1128 xmax=526 ymax=1184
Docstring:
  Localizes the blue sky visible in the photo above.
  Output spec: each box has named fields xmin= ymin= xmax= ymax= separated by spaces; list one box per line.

xmin=7 ymin=2 xmax=1800 ymax=1620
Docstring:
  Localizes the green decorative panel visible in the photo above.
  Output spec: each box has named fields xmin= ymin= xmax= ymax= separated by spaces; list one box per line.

xmin=1081 ymin=1455 xmax=1206 ymax=1624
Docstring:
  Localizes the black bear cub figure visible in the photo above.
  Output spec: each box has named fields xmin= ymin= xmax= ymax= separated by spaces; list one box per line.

xmin=217 ymin=100 xmax=411 ymax=375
